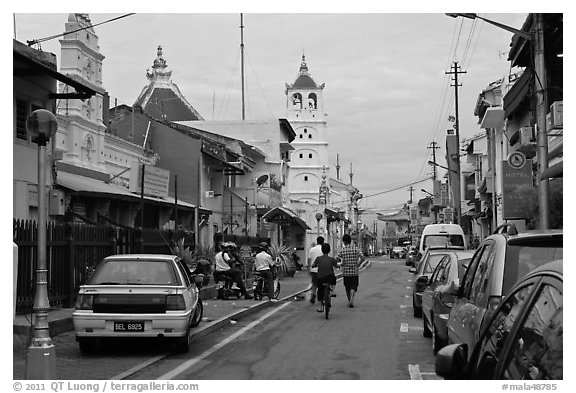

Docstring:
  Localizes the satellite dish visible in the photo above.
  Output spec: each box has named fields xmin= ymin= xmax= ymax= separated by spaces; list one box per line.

xmin=256 ymin=174 xmax=269 ymax=186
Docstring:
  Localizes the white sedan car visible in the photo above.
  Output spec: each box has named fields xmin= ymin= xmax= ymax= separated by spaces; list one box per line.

xmin=73 ymin=254 xmax=204 ymax=354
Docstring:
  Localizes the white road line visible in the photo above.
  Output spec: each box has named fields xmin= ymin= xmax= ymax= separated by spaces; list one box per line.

xmin=406 ymin=286 xmax=412 ymax=289
xmin=408 ymin=364 xmax=422 ymax=380
xmin=157 ymin=301 xmax=292 ymax=380
xmin=111 ymin=354 xmax=169 ymax=380
xmin=400 ymin=323 xmax=409 ymax=333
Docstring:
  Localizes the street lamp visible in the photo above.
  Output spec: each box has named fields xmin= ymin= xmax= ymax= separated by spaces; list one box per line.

xmin=446 ymin=13 xmax=550 ymax=229
xmin=25 ymin=109 xmax=58 ymax=379
xmin=421 ymin=189 xmax=433 ymax=197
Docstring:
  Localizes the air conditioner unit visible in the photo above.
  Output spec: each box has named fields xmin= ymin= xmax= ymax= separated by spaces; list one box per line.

xmin=519 ymin=126 xmax=534 ymax=146
xmin=49 ymin=189 xmax=66 ymax=215
xmin=205 ymin=191 xmax=215 ymax=198
xmin=549 ymin=101 xmax=563 ymax=128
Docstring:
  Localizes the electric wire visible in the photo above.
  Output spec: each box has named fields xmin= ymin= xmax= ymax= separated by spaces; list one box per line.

xmin=26 ymin=13 xmax=135 ymax=47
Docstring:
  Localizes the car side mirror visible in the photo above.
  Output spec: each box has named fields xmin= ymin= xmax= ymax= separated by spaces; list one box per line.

xmin=409 ymin=267 xmax=417 ymax=274
xmin=435 ymin=343 xmax=468 ymax=379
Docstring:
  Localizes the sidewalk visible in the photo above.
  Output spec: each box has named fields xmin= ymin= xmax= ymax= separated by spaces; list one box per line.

xmin=13 ymin=269 xmax=315 ymax=351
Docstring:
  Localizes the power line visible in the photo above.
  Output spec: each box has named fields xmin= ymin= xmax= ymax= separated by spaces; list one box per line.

xmin=26 ymin=13 xmax=135 ymax=47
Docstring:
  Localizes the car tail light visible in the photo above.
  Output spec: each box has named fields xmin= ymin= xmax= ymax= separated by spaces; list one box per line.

xmin=166 ymin=294 xmax=186 ymax=310
xmin=75 ymin=294 xmax=94 ymax=310
xmin=488 ymin=295 xmax=502 ymax=311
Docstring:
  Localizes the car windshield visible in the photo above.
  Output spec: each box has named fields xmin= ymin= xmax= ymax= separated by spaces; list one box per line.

xmin=89 ymin=260 xmax=179 ymax=286
xmin=424 ymin=234 xmax=464 ymax=249
xmin=503 ymin=244 xmax=563 ymax=293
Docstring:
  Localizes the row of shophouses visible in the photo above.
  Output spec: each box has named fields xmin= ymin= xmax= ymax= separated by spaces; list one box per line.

xmin=13 ymin=13 xmax=563 ymax=263
xmin=13 ymin=14 xmax=367 ymax=265
xmin=380 ymin=13 xmax=563 ymax=247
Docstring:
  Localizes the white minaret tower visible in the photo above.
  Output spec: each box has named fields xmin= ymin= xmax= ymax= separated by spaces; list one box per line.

xmin=285 ymin=55 xmax=329 ymax=204
xmin=56 ymin=13 xmax=108 ymax=176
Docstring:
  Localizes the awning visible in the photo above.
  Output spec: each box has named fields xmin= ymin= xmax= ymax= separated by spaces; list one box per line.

xmin=540 ymin=161 xmax=563 ymax=180
xmin=480 ymin=107 xmax=505 ymax=129
xmin=262 ymin=206 xmax=311 ymax=230
xmin=503 ymin=70 xmax=531 ymax=117
xmin=57 ymin=171 xmax=200 ymax=210
xmin=324 ymin=207 xmax=341 ymax=221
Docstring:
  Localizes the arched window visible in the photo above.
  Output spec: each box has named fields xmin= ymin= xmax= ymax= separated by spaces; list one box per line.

xmin=304 ymin=176 xmax=308 ymax=181
xmin=308 ymin=134 xmax=312 ymax=139
xmin=309 ymin=153 xmax=313 ymax=158
xmin=292 ymin=93 xmax=302 ymax=109
xmin=300 ymin=134 xmax=303 ymax=138
xmin=308 ymin=93 xmax=317 ymax=109
xmin=299 ymin=153 xmax=303 ymax=159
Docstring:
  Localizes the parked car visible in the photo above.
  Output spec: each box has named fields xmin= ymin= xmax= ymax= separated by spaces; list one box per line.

xmin=73 ymin=254 xmax=205 ymax=354
xmin=447 ymin=224 xmax=562 ymax=359
xmin=436 ymin=259 xmax=563 ymax=380
xmin=421 ymin=250 xmax=474 ymax=354
xmin=410 ymin=246 xmax=471 ymax=317
xmin=391 ymin=246 xmax=406 ymax=259
xmin=405 ymin=246 xmax=418 ymax=267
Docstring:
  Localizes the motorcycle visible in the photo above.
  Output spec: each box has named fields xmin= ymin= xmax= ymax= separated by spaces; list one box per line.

xmin=252 ymin=266 xmax=281 ymax=300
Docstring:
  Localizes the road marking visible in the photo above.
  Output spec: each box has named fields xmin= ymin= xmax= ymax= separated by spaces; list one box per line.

xmin=400 ymin=304 xmax=410 ymax=309
xmin=406 ymin=286 xmax=412 ymax=289
xmin=111 ymin=354 xmax=168 ymax=380
xmin=157 ymin=301 xmax=292 ymax=380
xmin=408 ymin=364 xmax=422 ymax=380
xmin=400 ymin=323 xmax=409 ymax=333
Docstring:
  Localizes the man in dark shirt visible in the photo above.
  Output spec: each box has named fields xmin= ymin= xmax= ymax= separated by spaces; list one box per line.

xmin=312 ymin=243 xmax=340 ymax=312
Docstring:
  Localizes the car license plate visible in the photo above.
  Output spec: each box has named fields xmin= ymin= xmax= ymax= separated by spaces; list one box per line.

xmin=113 ymin=321 xmax=144 ymax=332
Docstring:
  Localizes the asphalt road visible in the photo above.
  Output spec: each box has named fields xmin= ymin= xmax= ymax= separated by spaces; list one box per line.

xmin=125 ymin=256 xmax=440 ymax=380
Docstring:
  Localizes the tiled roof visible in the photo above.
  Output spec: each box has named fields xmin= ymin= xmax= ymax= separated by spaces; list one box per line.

xmin=137 ymin=87 xmax=202 ymax=122
xmin=292 ymin=74 xmax=318 ymax=89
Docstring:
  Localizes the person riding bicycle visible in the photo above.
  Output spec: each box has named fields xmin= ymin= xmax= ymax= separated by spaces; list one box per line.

xmin=311 ymin=243 xmax=340 ymax=312
xmin=253 ymin=242 xmax=278 ymax=302
xmin=213 ymin=242 xmax=252 ymax=299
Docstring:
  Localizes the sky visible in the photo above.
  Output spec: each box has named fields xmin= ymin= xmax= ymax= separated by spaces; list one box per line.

xmin=9 ymin=4 xmax=552 ymax=212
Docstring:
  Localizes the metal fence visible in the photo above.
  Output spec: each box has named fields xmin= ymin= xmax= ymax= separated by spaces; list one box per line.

xmin=13 ymin=219 xmax=268 ymax=313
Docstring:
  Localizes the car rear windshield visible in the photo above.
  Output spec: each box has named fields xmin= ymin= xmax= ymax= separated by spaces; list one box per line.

xmin=503 ymin=243 xmax=563 ymax=293
xmin=424 ymin=234 xmax=465 ymax=249
xmin=89 ymin=260 xmax=180 ymax=286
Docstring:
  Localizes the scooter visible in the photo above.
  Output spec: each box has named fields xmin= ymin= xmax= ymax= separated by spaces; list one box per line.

xmin=252 ymin=267 xmax=281 ymax=300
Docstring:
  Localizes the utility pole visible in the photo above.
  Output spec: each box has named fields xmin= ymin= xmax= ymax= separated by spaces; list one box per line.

xmin=446 ymin=61 xmax=466 ymax=225
xmin=427 ymin=141 xmax=440 ymax=180
xmin=240 ymin=13 xmax=245 ymax=120
xmin=534 ymin=13 xmax=550 ymax=229
xmin=407 ymin=186 xmax=414 ymax=204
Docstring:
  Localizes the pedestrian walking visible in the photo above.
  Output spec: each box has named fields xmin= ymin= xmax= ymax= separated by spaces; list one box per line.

xmin=307 ymin=237 xmax=324 ymax=304
xmin=336 ymin=234 xmax=365 ymax=308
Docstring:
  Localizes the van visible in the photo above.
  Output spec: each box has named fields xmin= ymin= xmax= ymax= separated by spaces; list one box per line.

xmin=419 ymin=224 xmax=466 ymax=256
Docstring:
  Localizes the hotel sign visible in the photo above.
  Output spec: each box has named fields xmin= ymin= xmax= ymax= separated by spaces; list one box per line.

xmin=502 ymin=154 xmax=533 ymax=220
xmin=129 ymin=163 xmax=170 ymax=198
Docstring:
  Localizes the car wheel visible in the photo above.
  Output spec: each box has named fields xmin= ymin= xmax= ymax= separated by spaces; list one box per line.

xmin=78 ymin=337 xmax=97 ymax=355
xmin=190 ymin=299 xmax=204 ymax=328
xmin=423 ymin=314 xmax=432 ymax=338
xmin=412 ymin=296 xmax=422 ymax=318
xmin=174 ymin=326 xmax=191 ymax=354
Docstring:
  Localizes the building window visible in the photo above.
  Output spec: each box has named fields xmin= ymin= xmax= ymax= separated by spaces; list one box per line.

xmin=304 ymin=176 xmax=308 ymax=181
xmin=309 ymin=153 xmax=313 ymax=158
xmin=15 ymin=99 xmax=42 ymax=141
xmin=308 ymin=134 xmax=312 ymax=139
xmin=300 ymin=134 xmax=303 ymax=138
xmin=304 ymin=129 xmax=307 ymax=133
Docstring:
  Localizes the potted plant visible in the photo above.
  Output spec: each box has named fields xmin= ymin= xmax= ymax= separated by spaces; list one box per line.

xmin=170 ymin=239 xmax=214 ymax=286
xmin=267 ymin=244 xmax=297 ymax=278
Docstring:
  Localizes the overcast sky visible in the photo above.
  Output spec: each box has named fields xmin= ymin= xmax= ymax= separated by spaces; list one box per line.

xmin=11 ymin=5 xmax=543 ymax=211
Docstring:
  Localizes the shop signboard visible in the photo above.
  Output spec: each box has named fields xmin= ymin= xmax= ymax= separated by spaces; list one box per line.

xmin=502 ymin=152 xmax=533 ymax=220
xmin=129 ymin=163 xmax=170 ymax=198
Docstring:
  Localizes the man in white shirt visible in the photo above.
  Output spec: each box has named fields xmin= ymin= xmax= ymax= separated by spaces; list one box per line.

xmin=253 ymin=242 xmax=277 ymax=302
xmin=307 ymin=236 xmax=325 ymax=304
xmin=214 ymin=242 xmax=252 ymax=299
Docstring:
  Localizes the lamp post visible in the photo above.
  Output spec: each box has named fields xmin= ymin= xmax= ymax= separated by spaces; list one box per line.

xmin=428 ymin=160 xmax=457 ymax=174
xmin=25 ymin=109 xmax=58 ymax=379
xmin=446 ymin=13 xmax=550 ymax=229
